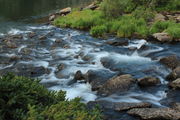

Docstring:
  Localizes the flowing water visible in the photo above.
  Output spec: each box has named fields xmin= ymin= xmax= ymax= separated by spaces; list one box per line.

xmin=0 ymin=0 xmax=180 ymax=120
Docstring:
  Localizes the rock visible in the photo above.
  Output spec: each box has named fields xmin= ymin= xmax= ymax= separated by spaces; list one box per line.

xmin=160 ymin=55 xmax=180 ymax=69
xmin=154 ymin=13 xmax=166 ymax=21
xmin=6 ymin=41 xmax=17 ymax=48
xmin=28 ymin=32 xmax=36 ymax=38
xmin=83 ymin=3 xmax=98 ymax=10
xmin=172 ymin=103 xmax=180 ymax=112
xmin=20 ymin=48 xmax=32 ymax=55
xmin=11 ymin=34 xmax=23 ymax=39
xmin=87 ymin=100 xmax=151 ymax=111
xmin=169 ymin=78 xmax=180 ymax=89
xmin=55 ymin=39 xmax=62 ymax=43
xmin=85 ymin=70 xmax=115 ymax=91
xmin=128 ymin=108 xmax=180 ymax=120
xmin=57 ymin=63 xmax=66 ymax=71
xmin=152 ymin=32 xmax=173 ymax=42
xmin=98 ymin=74 xmax=135 ymax=96
xmin=114 ymin=102 xmax=151 ymax=111
xmin=59 ymin=7 xmax=71 ymax=15
xmin=38 ymin=35 xmax=47 ymax=40
xmin=49 ymin=14 xmax=56 ymax=21
xmin=176 ymin=16 xmax=180 ymax=22
xmin=138 ymin=76 xmax=160 ymax=87
xmin=74 ymin=70 xmax=85 ymax=80
xmin=167 ymin=66 xmax=180 ymax=81
xmin=106 ymin=39 xmax=128 ymax=46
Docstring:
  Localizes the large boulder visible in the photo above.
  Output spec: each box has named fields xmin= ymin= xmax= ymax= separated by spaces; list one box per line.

xmin=169 ymin=78 xmax=180 ymax=89
xmin=167 ymin=66 xmax=180 ymax=81
xmin=128 ymin=108 xmax=180 ymax=120
xmin=98 ymin=74 xmax=135 ymax=96
xmin=85 ymin=70 xmax=115 ymax=91
xmin=59 ymin=7 xmax=71 ymax=15
xmin=138 ymin=76 xmax=160 ymax=87
xmin=160 ymin=55 xmax=180 ymax=69
xmin=152 ymin=32 xmax=173 ymax=43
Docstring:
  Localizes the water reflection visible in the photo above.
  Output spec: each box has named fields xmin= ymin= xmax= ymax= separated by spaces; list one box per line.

xmin=0 ymin=0 xmax=92 ymax=20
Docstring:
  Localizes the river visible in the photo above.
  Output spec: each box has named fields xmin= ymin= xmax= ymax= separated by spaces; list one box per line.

xmin=0 ymin=0 xmax=180 ymax=120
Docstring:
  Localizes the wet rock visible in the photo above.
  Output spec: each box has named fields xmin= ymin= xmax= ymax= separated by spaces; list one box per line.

xmin=38 ymin=35 xmax=47 ymax=40
xmin=85 ymin=70 xmax=115 ymax=91
xmin=160 ymin=55 xmax=180 ymax=69
xmin=88 ymin=100 xmax=151 ymax=111
xmin=55 ymin=39 xmax=63 ymax=43
xmin=74 ymin=70 xmax=85 ymax=81
xmin=138 ymin=76 xmax=160 ymax=87
xmin=6 ymin=41 xmax=17 ymax=48
xmin=28 ymin=32 xmax=36 ymax=38
xmin=167 ymin=66 xmax=180 ymax=81
xmin=128 ymin=108 xmax=180 ymax=120
xmin=59 ymin=7 xmax=71 ymax=15
xmin=9 ymin=55 xmax=21 ymax=62
xmin=57 ymin=63 xmax=66 ymax=71
xmin=169 ymin=78 xmax=180 ymax=89
xmin=20 ymin=48 xmax=32 ymax=55
xmin=114 ymin=102 xmax=151 ymax=111
xmin=11 ymin=34 xmax=23 ymax=39
xmin=106 ymin=39 xmax=128 ymax=46
xmin=98 ymin=74 xmax=135 ymax=96
xmin=152 ymin=32 xmax=173 ymax=43
xmin=172 ymin=103 xmax=180 ymax=112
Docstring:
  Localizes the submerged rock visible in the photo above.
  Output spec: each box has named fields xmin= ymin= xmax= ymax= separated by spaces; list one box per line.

xmin=160 ymin=55 xmax=180 ymax=69
xmin=28 ymin=32 xmax=36 ymax=38
xmin=169 ymin=78 xmax=180 ymax=89
xmin=152 ymin=32 xmax=173 ymax=43
xmin=98 ymin=74 xmax=135 ymax=96
xmin=128 ymin=108 xmax=180 ymax=120
xmin=106 ymin=39 xmax=128 ymax=46
xmin=138 ymin=76 xmax=160 ymax=87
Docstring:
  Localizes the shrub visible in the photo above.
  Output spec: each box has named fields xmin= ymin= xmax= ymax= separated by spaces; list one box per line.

xmin=90 ymin=25 xmax=107 ymax=37
xmin=0 ymin=73 xmax=102 ymax=120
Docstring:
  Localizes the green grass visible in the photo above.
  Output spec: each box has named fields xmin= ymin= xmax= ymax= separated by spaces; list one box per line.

xmin=150 ymin=21 xmax=180 ymax=38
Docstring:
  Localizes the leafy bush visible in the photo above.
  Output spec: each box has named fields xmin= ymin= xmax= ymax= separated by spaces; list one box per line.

xmin=90 ymin=25 xmax=107 ymax=37
xmin=100 ymin=0 xmax=135 ymax=18
xmin=0 ymin=73 xmax=102 ymax=120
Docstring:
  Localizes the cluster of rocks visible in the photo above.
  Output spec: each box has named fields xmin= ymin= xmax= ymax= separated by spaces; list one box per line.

xmin=150 ymin=12 xmax=180 ymax=43
xmin=88 ymin=100 xmax=180 ymax=120
xmin=160 ymin=55 xmax=180 ymax=90
xmin=49 ymin=2 xmax=99 ymax=21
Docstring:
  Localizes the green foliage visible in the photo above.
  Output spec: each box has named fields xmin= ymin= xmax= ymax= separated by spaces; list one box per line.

xmin=0 ymin=73 xmax=102 ymax=120
xmin=100 ymin=0 xmax=135 ymax=18
xmin=54 ymin=10 xmax=105 ymax=30
xmin=150 ymin=21 xmax=180 ymax=38
xmin=90 ymin=25 xmax=107 ymax=37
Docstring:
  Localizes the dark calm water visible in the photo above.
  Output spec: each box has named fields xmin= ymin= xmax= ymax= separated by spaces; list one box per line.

xmin=0 ymin=0 xmax=92 ymax=21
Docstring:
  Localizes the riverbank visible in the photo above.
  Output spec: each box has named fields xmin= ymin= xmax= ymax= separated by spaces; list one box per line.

xmin=53 ymin=0 xmax=180 ymax=43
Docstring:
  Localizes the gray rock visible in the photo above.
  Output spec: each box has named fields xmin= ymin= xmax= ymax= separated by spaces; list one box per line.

xmin=128 ymin=108 xmax=180 ymax=120
xmin=59 ymin=7 xmax=71 ymax=15
xmin=74 ymin=70 xmax=85 ymax=81
xmin=106 ymin=39 xmax=128 ymax=46
xmin=153 ymin=32 xmax=173 ymax=42
xmin=98 ymin=74 xmax=135 ymax=96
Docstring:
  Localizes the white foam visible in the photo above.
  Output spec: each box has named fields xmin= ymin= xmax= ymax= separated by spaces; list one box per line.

xmin=126 ymin=39 xmax=147 ymax=49
xmin=18 ymin=45 xmax=27 ymax=53
xmin=8 ymin=28 xmax=30 ymax=35
xmin=19 ymin=60 xmax=49 ymax=68
xmin=27 ymin=25 xmax=54 ymax=30
xmin=49 ymin=83 xmax=97 ymax=102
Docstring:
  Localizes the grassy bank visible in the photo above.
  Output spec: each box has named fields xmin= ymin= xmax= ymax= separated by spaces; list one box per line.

xmin=0 ymin=73 xmax=102 ymax=120
xmin=54 ymin=0 xmax=180 ymax=39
